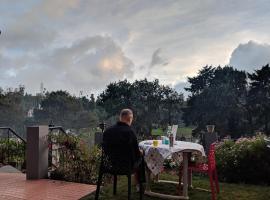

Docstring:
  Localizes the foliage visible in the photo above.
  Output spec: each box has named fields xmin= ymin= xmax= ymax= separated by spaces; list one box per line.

xmin=184 ymin=66 xmax=248 ymax=138
xmin=34 ymin=91 xmax=99 ymax=130
xmin=248 ymin=64 xmax=270 ymax=134
xmin=0 ymin=138 xmax=25 ymax=168
xmin=48 ymin=132 xmax=102 ymax=184
xmin=0 ymin=86 xmax=25 ymax=134
xmin=97 ymin=79 xmax=184 ymax=135
xmin=215 ymin=135 xmax=270 ymax=184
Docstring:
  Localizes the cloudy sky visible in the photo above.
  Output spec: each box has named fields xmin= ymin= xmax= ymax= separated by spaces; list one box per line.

xmin=1 ymin=0 xmax=270 ymax=97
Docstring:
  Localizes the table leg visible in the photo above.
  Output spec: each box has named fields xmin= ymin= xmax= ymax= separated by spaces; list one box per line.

xmin=182 ymin=152 xmax=188 ymax=198
xmin=188 ymin=169 xmax=193 ymax=188
xmin=145 ymin=167 xmax=151 ymax=192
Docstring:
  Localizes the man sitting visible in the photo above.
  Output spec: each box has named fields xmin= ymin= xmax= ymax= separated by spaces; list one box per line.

xmin=103 ymin=108 xmax=145 ymax=190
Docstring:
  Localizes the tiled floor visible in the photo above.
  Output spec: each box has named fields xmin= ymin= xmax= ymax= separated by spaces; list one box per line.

xmin=0 ymin=173 xmax=96 ymax=200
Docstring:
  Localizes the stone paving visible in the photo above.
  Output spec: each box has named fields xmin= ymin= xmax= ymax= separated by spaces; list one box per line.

xmin=0 ymin=173 xmax=96 ymax=200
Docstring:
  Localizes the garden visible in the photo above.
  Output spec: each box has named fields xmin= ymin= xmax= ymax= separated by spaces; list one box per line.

xmin=44 ymin=131 xmax=270 ymax=200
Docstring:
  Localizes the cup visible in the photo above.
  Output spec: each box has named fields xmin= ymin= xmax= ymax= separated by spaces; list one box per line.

xmin=165 ymin=138 xmax=169 ymax=145
xmin=161 ymin=136 xmax=165 ymax=144
xmin=153 ymin=140 xmax=158 ymax=147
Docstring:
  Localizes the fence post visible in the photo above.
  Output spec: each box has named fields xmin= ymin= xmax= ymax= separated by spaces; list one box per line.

xmin=26 ymin=126 xmax=48 ymax=180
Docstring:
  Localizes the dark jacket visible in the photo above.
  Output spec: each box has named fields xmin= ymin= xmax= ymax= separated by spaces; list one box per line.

xmin=102 ymin=121 xmax=141 ymax=168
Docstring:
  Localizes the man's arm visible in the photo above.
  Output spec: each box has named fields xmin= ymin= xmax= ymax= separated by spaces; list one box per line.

xmin=130 ymin=130 xmax=142 ymax=161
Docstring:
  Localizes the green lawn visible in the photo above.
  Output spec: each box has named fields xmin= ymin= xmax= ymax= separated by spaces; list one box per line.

xmin=177 ymin=126 xmax=195 ymax=137
xmin=151 ymin=126 xmax=195 ymax=137
xmin=82 ymin=173 xmax=270 ymax=200
xmin=151 ymin=128 xmax=165 ymax=136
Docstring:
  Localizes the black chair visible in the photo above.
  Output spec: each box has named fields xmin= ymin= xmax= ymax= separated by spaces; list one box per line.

xmin=95 ymin=142 xmax=144 ymax=200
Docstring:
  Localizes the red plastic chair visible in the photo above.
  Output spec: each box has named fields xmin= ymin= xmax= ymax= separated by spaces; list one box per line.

xmin=188 ymin=143 xmax=219 ymax=200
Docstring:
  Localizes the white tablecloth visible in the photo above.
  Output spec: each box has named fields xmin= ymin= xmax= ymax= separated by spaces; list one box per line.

xmin=139 ymin=140 xmax=206 ymax=175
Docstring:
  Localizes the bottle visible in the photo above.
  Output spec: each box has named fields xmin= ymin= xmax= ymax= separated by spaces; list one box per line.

xmin=169 ymin=133 xmax=174 ymax=147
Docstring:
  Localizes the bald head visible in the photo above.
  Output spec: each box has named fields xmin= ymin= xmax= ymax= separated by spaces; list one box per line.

xmin=119 ymin=109 xmax=133 ymax=126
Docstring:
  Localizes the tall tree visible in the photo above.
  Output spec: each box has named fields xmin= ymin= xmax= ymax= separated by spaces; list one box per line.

xmin=184 ymin=66 xmax=248 ymax=137
xmin=248 ymin=64 xmax=270 ymax=134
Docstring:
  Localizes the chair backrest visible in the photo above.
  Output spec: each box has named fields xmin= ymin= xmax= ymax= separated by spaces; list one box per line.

xmin=208 ymin=143 xmax=216 ymax=171
xmin=101 ymin=142 xmax=134 ymax=175
xmin=203 ymin=132 xmax=218 ymax=155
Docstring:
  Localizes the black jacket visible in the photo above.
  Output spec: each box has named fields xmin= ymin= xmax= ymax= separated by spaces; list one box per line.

xmin=102 ymin=121 xmax=141 ymax=168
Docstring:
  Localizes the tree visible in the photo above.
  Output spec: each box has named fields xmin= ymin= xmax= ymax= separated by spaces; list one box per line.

xmin=97 ymin=79 xmax=183 ymax=135
xmin=0 ymin=86 xmax=26 ymax=136
xmin=184 ymin=66 xmax=248 ymax=137
xmin=34 ymin=91 xmax=98 ymax=130
xmin=248 ymin=64 xmax=270 ymax=134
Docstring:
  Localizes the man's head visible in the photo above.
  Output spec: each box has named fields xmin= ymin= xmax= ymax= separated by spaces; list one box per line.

xmin=119 ymin=109 xmax=133 ymax=126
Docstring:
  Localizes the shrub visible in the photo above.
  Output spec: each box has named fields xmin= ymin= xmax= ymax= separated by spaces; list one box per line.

xmin=215 ymin=135 xmax=270 ymax=185
xmin=0 ymin=138 xmax=25 ymax=168
xmin=49 ymin=133 xmax=102 ymax=184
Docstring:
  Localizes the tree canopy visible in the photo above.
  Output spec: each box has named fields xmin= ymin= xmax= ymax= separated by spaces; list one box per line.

xmin=97 ymin=79 xmax=184 ymax=135
xmin=184 ymin=66 xmax=248 ymax=137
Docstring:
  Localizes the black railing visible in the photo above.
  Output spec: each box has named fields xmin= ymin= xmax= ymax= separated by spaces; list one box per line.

xmin=0 ymin=127 xmax=26 ymax=171
xmin=48 ymin=126 xmax=69 ymax=173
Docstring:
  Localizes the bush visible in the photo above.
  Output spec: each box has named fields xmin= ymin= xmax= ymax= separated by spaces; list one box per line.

xmin=49 ymin=133 xmax=102 ymax=184
xmin=215 ymin=135 xmax=270 ymax=185
xmin=0 ymin=138 xmax=25 ymax=168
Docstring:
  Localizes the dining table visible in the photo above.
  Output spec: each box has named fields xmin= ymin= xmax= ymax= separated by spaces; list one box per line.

xmin=139 ymin=140 xmax=206 ymax=200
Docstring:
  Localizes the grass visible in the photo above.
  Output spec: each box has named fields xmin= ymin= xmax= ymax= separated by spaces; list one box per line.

xmin=82 ymin=173 xmax=270 ymax=200
xmin=177 ymin=126 xmax=195 ymax=137
xmin=151 ymin=128 xmax=165 ymax=136
xmin=151 ymin=126 xmax=195 ymax=137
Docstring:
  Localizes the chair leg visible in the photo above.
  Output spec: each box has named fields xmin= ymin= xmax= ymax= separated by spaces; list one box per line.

xmin=139 ymin=180 xmax=143 ymax=200
xmin=209 ymin=172 xmax=216 ymax=200
xmin=128 ymin=174 xmax=131 ymax=200
xmin=138 ymin=167 xmax=144 ymax=200
xmin=113 ymin=175 xmax=117 ymax=195
xmin=178 ymin=164 xmax=183 ymax=195
xmin=214 ymin=170 xmax=220 ymax=193
xmin=95 ymin=169 xmax=103 ymax=200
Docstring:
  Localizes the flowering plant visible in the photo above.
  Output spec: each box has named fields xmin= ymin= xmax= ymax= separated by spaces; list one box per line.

xmin=48 ymin=132 xmax=102 ymax=184
xmin=215 ymin=135 xmax=270 ymax=184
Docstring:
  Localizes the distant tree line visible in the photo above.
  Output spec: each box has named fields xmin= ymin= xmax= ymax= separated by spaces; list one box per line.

xmin=97 ymin=79 xmax=184 ymax=135
xmin=184 ymin=64 xmax=270 ymax=138
xmin=0 ymin=79 xmax=183 ymax=137
xmin=1 ymin=64 xmax=270 ymax=139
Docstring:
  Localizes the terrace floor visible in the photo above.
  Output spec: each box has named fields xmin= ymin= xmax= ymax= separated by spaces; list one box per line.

xmin=0 ymin=172 xmax=96 ymax=200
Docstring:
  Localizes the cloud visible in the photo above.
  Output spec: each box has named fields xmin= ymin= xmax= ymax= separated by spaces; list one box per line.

xmin=0 ymin=35 xmax=134 ymax=95
xmin=150 ymin=48 xmax=169 ymax=67
xmin=146 ymin=48 xmax=169 ymax=76
xmin=229 ymin=40 xmax=270 ymax=71
xmin=2 ymin=0 xmax=270 ymax=94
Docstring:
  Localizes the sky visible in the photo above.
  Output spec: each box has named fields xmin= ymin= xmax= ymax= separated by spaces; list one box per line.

xmin=1 ymin=0 xmax=270 ymax=97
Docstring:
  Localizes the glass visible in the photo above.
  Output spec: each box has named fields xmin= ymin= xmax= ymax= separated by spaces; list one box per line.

xmin=161 ymin=136 xmax=165 ymax=144
xmin=153 ymin=140 xmax=159 ymax=147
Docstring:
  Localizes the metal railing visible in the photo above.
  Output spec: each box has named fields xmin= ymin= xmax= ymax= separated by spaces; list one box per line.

xmin=0 ymin=127 xmax=26 ymax=171
xmin=48 ymin=126 xmax=69 ymax=173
